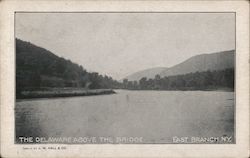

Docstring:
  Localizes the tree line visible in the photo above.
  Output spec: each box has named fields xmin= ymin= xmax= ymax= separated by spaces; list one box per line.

xmin=122 ymin=68 xmax=234 ymax=91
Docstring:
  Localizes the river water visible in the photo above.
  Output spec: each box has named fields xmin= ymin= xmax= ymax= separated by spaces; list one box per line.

xmin=15 ymin=90 xmax=234 ymax=144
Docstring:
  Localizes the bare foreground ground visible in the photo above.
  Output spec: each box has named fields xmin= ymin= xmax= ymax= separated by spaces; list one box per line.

xmin=15 ymin=90 xmax=234 ymax=144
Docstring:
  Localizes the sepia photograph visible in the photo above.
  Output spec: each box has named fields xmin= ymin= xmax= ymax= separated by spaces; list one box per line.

xmin=15 ymin=12 xmax=236 ymax=144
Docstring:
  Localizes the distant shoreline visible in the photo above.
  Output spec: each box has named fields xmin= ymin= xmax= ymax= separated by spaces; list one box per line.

xmin=16 ymin=88 xmax=116 ymax=100
xmin=118 ymin=88 xmax=234 ymax=92
xmin=16 ymin=87 xmax=234 ymax=101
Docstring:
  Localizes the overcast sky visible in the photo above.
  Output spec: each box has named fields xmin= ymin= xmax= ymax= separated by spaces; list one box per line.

xmin=16 ymin=13 xmax=235 ymax=80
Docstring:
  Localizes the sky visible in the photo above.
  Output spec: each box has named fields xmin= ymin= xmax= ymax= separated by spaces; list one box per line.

xmin=15 ymin=13 xmax=235 ymax=80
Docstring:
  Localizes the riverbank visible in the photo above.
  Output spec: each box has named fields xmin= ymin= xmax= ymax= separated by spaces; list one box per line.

xmin=16 ymin=88 xmax=116 ymax=99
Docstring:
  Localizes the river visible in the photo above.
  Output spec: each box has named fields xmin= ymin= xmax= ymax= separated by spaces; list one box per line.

xmin=15 ymin=90 xmax=234 ymax=144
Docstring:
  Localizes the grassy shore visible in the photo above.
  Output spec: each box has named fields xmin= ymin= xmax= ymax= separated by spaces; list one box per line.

xmin=17 ymin=88 xmax=116 ymax=99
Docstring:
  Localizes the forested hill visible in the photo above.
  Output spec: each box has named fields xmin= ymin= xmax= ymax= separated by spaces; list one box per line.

xmin=125 ymin=50 xmax=234 ymax=81
xmin=16 ymin=38 xmax=234 ymax=93
xmin=159 ymin=50 xmax=234 ymax=77
xmin=122 ymin=50 xmax=235 ymax=91
xmin=16 ymin=39 xmax=121 ymax=91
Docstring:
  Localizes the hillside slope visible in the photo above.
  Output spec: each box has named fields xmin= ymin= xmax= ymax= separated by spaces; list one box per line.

xmin=160 ymin=50 xmax=235 ymax=77
xmin=124 ymin=67 xmax=166 ymax=81
xmin=16 ymin=39 xmax=121 ymax=91
xmin=124 ymin=50 xmax=234 ymax=81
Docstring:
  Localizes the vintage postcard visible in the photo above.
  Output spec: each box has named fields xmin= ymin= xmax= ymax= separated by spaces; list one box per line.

xmin=0 ymin=0 xmax=249 ymax=158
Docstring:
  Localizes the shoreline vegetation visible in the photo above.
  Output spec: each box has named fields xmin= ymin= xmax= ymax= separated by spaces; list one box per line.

xmin=17 ymin=88 xmax=116 ymax=99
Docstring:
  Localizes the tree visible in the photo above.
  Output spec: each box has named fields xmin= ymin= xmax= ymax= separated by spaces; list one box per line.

xmin=139 ymin=77 xmax=148 ymax=89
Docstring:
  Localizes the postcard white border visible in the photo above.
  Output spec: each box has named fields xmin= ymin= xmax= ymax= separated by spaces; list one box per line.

xmin=0 ymin=1 xmax=249 ymax=157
